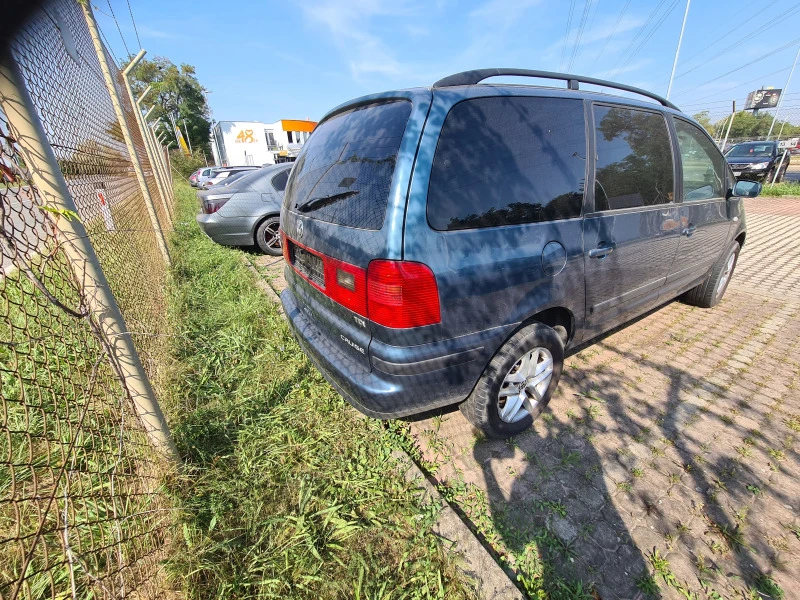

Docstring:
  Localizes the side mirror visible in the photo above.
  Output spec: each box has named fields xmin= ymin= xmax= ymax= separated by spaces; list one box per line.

xmin=731 ymin=180 xmax=762 ymax=198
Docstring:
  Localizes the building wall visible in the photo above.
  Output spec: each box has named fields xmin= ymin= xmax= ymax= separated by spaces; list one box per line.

xmin=213 ymin=119 xmax=317 ymax=167
xmin=215 ymin=121 xmax=273 ymax=166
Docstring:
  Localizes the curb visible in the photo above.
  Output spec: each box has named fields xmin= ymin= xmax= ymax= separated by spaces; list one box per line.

xmin=392 ymin=450 xmax=524 ymax=600
xmin=243 ymin=254 xmax=524 ymax=599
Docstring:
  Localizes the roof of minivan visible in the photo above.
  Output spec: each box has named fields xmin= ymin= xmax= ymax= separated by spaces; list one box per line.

xmin=317 ymin=83 xmax=687 ymax=129
xmin=317 ymin=68 xmax=692 ymax=128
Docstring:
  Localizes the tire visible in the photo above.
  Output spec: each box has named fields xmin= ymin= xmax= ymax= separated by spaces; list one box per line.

xmin=460 ymin=323 xmax=564 ymax=439
xmin=255 ymin=216 xmax=282 ymax=256
xmin=774 ymin=167 xmax=786 ymax=184
xmin=682 ymin=240 xmax=740 ymax=308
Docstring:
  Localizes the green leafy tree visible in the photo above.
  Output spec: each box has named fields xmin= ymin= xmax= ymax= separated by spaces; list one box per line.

xmin=128 ymin=57 xmax=211 ymax=157
xmin=692 ymin=111 xmax=714 ymax=135
xmin=712 ymin=111 xmax=800 ymax=140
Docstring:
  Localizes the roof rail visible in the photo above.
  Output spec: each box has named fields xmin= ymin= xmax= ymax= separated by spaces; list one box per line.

xmin=432 ymin=69 xmax=680 ymax=111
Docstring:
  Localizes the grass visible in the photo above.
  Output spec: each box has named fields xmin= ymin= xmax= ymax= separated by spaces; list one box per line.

xmin=163 ymin=181 xmax=471 ymax=599
xmin=761 ymin=181 xmax=800 ymax=197
xmin=1 ymin=229 xmax=171 ymax=597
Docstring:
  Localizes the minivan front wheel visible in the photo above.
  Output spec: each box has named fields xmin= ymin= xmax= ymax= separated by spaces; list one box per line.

xmin=460 ymin=323 xmax=564 ymax=439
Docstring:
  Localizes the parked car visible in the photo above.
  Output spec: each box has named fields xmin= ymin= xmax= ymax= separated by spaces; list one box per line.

xmin=197 ymin=163 xmax=291 ymax=255
xmin=279 ymin=69 xmax=759 ymax=438
xmin=725 ymin=141 xmax=791 ymax=182
xmin=189 ymin=168 xmax=201 ymax=187
xmin=202 ymin=166 xmax=259 ymax=189
xmin=195 ymin=166 xmax=222 ymax=188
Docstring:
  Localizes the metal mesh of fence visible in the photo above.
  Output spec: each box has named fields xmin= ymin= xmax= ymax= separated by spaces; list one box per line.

xmin=1 ymin=1 xmax=175 ymax=598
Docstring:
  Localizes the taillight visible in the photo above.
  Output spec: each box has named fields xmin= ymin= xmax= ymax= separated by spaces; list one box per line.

xmin=204 ymin=198 xmax=230 ymax=214
xmin=325 ymin=256 xmax=367 ymax=316
xmin=367 ymin=260 xmax=440 ymax=328
xmin=284 ymin=236 xmax=440 ymax=328
xmin=280 ymin=229 xmax=290 ymax=263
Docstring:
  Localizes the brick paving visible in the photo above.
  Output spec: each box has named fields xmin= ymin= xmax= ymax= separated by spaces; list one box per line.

xmin=257 ymin=196 xmax=800 ymax=599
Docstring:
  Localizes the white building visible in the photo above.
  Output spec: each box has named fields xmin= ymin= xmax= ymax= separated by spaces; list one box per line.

xmin=210 ymin=119 xmax=317 ymax=167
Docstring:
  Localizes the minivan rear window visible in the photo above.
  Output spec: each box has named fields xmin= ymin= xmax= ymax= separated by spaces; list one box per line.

xmin=284 ymin=100 xmax=411 ymax=230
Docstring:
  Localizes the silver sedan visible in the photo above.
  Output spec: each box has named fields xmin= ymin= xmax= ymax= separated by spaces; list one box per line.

xmin=196 ymin=164 xmax=291 ymax=256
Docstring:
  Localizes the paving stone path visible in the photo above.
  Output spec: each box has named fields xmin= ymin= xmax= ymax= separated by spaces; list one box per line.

xmin=256 ymin=196 xmax=800 ymax=599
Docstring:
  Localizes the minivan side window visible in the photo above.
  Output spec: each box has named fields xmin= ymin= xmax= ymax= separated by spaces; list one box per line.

xmin=427 ymin=97 xmax=586 ymax=231
xmin=593 ymin=105 xmax=674 ymax=211
xmin=673 ymin=118 xmax=726 ymax=201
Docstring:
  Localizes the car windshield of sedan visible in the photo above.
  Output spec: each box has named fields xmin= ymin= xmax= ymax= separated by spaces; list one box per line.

xmin=726 ymin=143 xmax=774 ymax=158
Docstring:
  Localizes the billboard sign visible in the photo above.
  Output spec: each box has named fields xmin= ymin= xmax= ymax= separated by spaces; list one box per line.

xmin=745 ymin=88 xmax=782 ymax=110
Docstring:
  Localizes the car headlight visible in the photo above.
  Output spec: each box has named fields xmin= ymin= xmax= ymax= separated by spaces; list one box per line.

xmin=751 ymin=162 xmax=769 ymax=170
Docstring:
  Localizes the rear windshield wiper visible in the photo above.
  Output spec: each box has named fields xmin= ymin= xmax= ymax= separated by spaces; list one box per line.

xmin=296 ymin=190 xmax=359 ymax=213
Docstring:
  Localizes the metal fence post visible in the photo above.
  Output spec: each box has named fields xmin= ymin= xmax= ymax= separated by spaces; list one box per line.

xmin=144 ymin=112 xmax=175 ymax=210
xmin=80 ymin=2 xmax=171 ymax=265
xmin=0 ymin=53 xmax=181 ymax=466
xmin=124 ymin=79 xmax=173 ymax=229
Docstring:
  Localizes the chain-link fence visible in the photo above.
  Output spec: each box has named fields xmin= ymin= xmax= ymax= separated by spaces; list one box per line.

xmin=1 ymin=1 xmax=178 ymax=598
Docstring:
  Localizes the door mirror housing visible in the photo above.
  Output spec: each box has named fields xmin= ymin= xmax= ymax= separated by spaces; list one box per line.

xmin=730 ymin=180 xmax=762 ymax=198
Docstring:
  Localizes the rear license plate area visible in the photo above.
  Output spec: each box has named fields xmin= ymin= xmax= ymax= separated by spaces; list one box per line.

xmin=291 ymin=244 xmax=325 ymax=288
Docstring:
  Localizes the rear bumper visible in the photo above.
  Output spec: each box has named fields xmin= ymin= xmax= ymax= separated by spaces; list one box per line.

xmin=196 ymin=212 xmax=258 ymax=246
xmin=281 ymin=283 xmax=513 ymax=419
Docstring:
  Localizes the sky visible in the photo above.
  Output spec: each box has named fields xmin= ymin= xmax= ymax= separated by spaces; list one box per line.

xmin=96 ymin=0 xmax=800 ymax=126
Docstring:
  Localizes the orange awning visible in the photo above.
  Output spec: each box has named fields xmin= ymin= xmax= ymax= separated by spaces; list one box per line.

xmin=281 ymin=119 xmax=316 ymax=133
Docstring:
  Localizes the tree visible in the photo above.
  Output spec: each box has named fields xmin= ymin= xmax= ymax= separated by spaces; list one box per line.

xmin=128 ymin=57 xmax=211 ymax=157
xmin=692 ymin=111 xmax=714 ymax=136
xmin=711 ymin=111 xmax=800 ymax=141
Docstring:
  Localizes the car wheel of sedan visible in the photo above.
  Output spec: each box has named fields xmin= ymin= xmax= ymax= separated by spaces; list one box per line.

xmin=460 ymin=322 xmax=563 ymax=439
xmin=255 ymin=216 xmax=282 ymax=256
xmin=682 ymin=240 xmax=740 ymax=308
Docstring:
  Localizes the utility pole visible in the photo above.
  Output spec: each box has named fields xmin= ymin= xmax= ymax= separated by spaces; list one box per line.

xmin=666 ymin=0 xmax=691 ymax=100
xmin=767 ymin=44 xmax=800 ymax=140
xmin=721 ymin=100 xmax=736 ymax=151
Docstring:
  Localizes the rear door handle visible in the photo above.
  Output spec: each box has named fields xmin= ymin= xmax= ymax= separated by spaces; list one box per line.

xmin=588 ymin=244 xmax=615 ymax=259
xmin=682 ymin=225 xmax=697 ymax=237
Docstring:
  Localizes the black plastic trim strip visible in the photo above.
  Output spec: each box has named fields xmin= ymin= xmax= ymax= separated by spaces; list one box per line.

xmin=372 ymin=347 xmax=484 ymax=376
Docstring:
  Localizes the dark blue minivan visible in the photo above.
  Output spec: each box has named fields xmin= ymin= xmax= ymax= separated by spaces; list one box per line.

xmin=280 ymin=69 xmax=760 ymax=438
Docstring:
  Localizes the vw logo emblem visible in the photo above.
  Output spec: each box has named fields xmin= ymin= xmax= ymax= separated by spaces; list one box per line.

xmin=296 ymin=220 xmax=305 ymax=241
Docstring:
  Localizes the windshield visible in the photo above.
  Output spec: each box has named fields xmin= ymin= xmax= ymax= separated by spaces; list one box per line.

xmin=726 ymin=143 xmax=775 ymax=158
xmin=283 ymin=100 xmax=411 ymax=230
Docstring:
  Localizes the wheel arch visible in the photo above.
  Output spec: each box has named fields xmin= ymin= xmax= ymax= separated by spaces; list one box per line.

xmin=734 ymin=230 xmax=746 ymax=248
xmin=252 ymin=212 xmax=281 ymax=244
xmin=521 ymin=306 xmax=575 ymax=346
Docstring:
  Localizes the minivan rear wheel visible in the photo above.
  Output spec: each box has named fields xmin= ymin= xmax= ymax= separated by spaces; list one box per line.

xmin=682 ymin=240 xmax=740 ymax=308
xmin=255 ymin=216 xmax=282 ymax=256
xmin=460 ymin=323 xmax=564 ymax=439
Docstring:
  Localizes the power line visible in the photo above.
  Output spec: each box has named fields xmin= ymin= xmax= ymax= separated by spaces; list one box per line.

xmin=104 ymin=0 xmax=130 ymax=58
xmin=674 ymin=3 xmax=800 ymax=81
xmin=694 ymin=37 xmax=800 ymax=89
xmin=126 ymin=0 xmax=141 ymax=49
xmin=560 ymin=0 xmax=577 ymax=71
xmin=590 ymin=0 xmax=631 ymax=72
xmin=568 ymin=0 xmax=595 ymax=72
xmin=671 ymin=66 xmax=792 ymax=103
xmin=610 ymin=0 xmax=669 ymax=71
xmin=677 ymin=0 xmax=781 ymax=68
xmin=619 ymin=0 xmax=681 ymax=71
xmin=681 ymin=91 xmax=800 ymax=109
